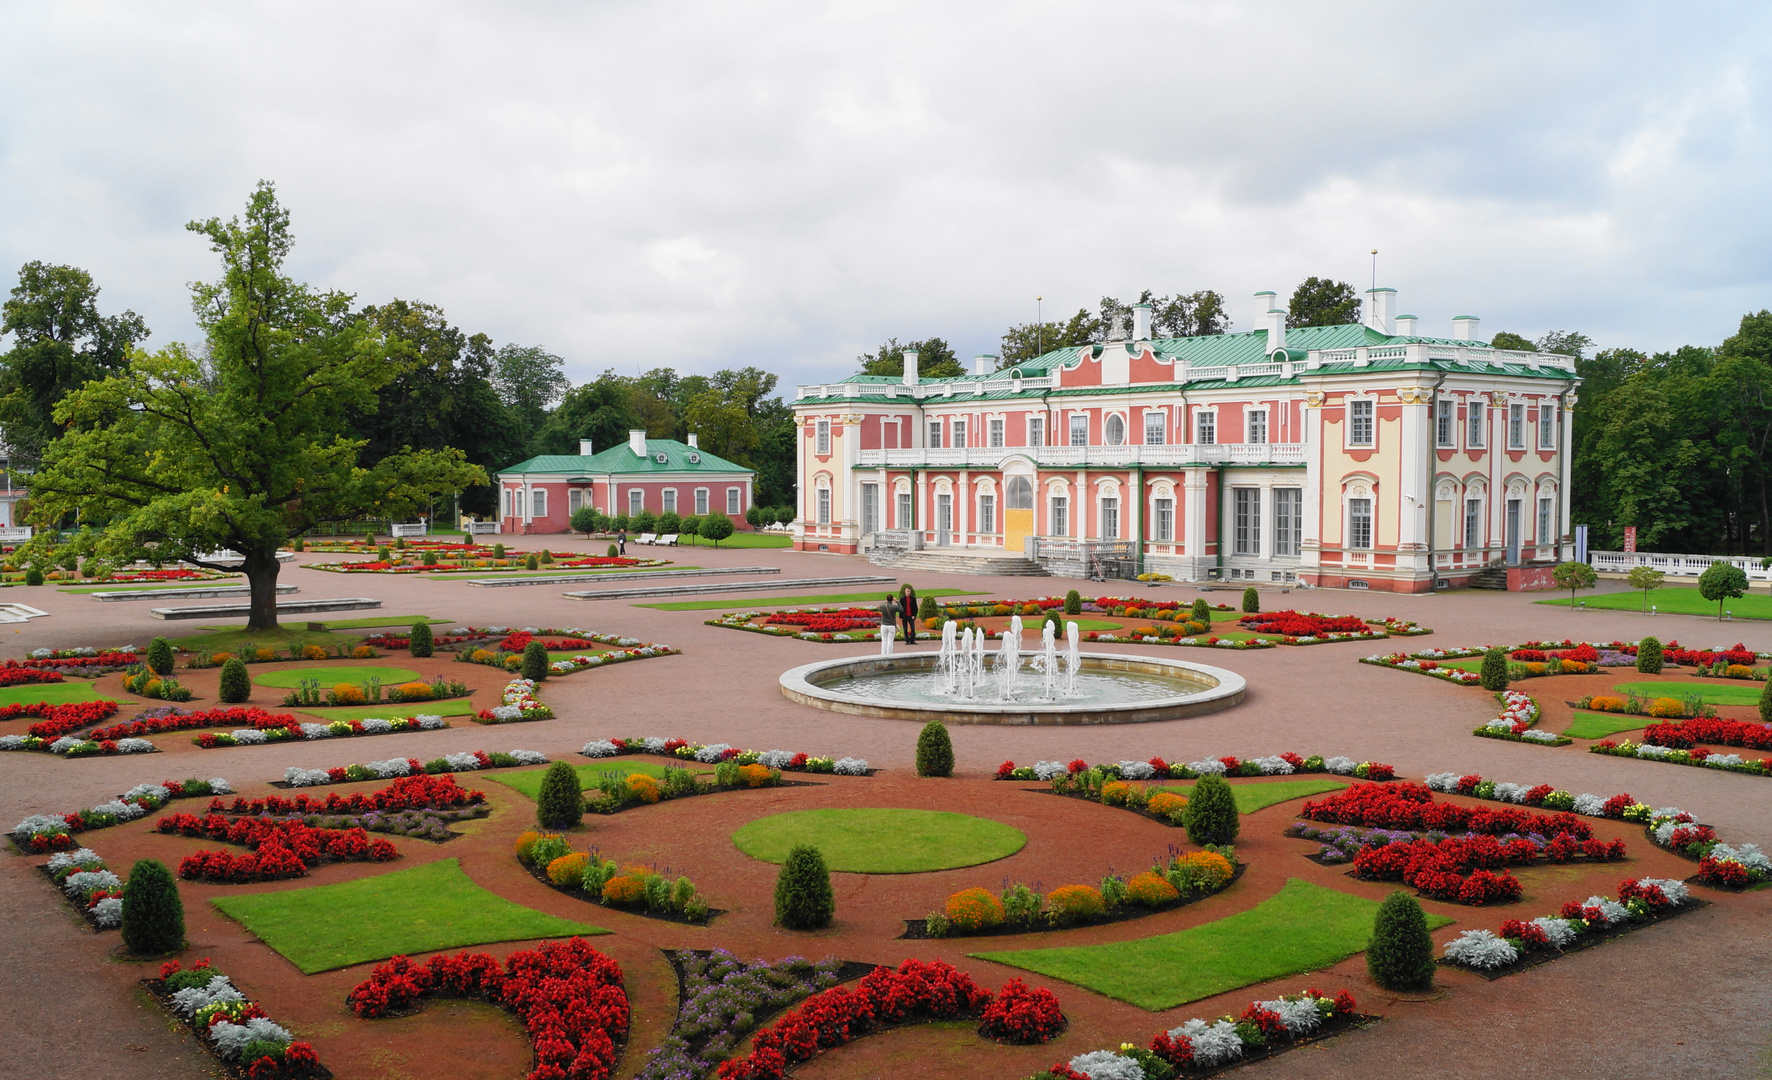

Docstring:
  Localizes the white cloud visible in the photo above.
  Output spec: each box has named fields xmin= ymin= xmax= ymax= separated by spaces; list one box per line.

xmin=1 ymin=0 xmax=1769 ymax=391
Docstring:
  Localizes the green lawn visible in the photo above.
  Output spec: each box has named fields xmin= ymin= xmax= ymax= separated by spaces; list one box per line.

xmin=58 ymin=579 xmax=242 ymax=594
xmin=549 ymin=649 xmax=614 ymax=662
xmin=732 ymin=809 xmax=1026 ymax=873
xmin=290 ymin=698 xmax=479 ymax=721
xmin=675 ymin=533 xmax=792 ymax=549
xmin=171 ymin=627 xmax=343 ymax=655
xmin=210 ymin=858 xmax=605 ymax=974
xmin=1145 ymin=777 xmax=1347 ymax=814
xmin=315 ymin=616 xmax=453 ymax=630
xmin=1611 ymin=679 xmax=1765 ymax=706
xmin=254 ymin=665 xmax=423 ymax=689
xmin=972 ymin=878 xmax=1452 ymax=1010
xmin=644 ymin=588 xmax=983 ymax=611
xmin=1562 ymin=712 xmax=1650 ymax=740
xmin=487 ymin=760 xmax=707 ymax=801
xmin=419 ymin=564 xmax=695 ymax=578
xmin=0 ymin=682 xmax=106 ymax=708
xmin=1536 ymin=586 xmax=1772 ymax=620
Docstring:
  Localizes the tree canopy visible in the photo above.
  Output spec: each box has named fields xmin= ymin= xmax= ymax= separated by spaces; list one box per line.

xmin=997 ymin=289 xmax=1230 ymax=366
xmin=1286 ymin=278 xmax=1361 ymax=329
xmin=857 ymin=337 xmax=963 ymax=379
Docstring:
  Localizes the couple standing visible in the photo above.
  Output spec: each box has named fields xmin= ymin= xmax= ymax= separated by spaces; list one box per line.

xmin=880 ymin=584 xmax=920 ymax=644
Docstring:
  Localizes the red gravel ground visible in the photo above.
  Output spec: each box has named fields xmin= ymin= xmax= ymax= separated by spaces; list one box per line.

xmin=3 ymin=541 xmax=1770 ymax=1080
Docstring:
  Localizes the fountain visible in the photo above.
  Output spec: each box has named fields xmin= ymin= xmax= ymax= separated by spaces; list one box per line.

xmin=780 ymin=618 xmax=1246 ymax=725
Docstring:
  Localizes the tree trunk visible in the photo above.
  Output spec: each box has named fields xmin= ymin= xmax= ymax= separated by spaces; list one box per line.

xmin=244 ymin=548 xmax=283 ymax=631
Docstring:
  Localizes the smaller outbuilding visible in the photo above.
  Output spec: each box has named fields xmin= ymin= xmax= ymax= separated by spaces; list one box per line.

xmin=495 ymin=430 xmax=756 ymax=535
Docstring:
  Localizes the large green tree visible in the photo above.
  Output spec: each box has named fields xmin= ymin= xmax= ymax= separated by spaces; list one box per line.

xmin=493 ymin=343 xmax=571 ymax=455
xmin=539 ymin=370 xmax=642 ymax=455
xmin=1286 ymin=277 xmax=1361 ymax=328
xmin=857 ymin=337 xmax=963 ymax=379
xmin=0 ymin=262 xmax=148 ymax=467
xmin=24 ymin=182 xmax=483 ymax=629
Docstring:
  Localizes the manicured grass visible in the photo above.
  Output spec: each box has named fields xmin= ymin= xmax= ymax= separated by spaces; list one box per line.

xmin=642 ymin=588 xmax=983 ymax=611
xmin=732 ymin=809 xmax=1026 ymax=873
xmin=419 ymin=564 xmax=693 ymax=578
xmin=548 ymin=649 xmax=614 ymax=662
xmin=1612 ymin=679 xmax=1766 ymax=706
xmin=253 ymin=665 xmax=423 ymax=689
xmin=1144 ymin=777 xmax=1347 ymax=814
xmin=290 ymin=699 xmax=479 ymax=721
xmin=972 ymin=878 xmax=1453 ymax=1010
xmin=1562 ymin=711 xmax=1650 ymax=740
xmin=316 ymin=616 xmax=453 ymax=630
xmin=0 ymin=682 xmax=106 ymax=708
xmin=58 ymin=578 xmax=242 ymax=594
xmin=210 ymin=858 xmax=605 ymax=974
xmin=676 ymin=532 xmax=792 ymax=549
xmin=1536 ymin=586 xmax=1772 ymax=620
xmin=173 ymin=627 xmax=343 ymax=655
xmin=487 ymin=760 xmax=708 ymax=801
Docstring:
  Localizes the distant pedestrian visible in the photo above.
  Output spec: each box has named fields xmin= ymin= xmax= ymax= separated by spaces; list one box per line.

xmin=617 ymin=529 xmax=626 ymax=556
xmin=899 ymin=583 xmax=919 ymax=645
xmin=878 ymin=593 xmax=897 ymax=630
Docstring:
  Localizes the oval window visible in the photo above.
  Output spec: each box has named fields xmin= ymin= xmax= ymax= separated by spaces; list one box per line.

xmin=1104 ymin=415 xmax=1125 ymax=445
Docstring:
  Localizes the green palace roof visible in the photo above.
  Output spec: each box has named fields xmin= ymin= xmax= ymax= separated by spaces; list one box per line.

xmin=499 ymin=438 xmax=752 ymax=477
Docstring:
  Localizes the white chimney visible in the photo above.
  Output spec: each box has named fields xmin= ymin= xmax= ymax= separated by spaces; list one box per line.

xmin=1364 ymin=287 xmax=1396 ymax=334
xmin=1393 ymin=314 xmax=1418 ymax=336
xmin=903 ymin=349 xmax=920 ymax=386
xmin=578 ymin=439 xmax=595 ymax=456
xmin=687 ymin=433 xmax=698 ymax=448
xmin=1132 ymin=303 xmax=1152 ymax=340
xmin=628 ymin=429 xmax=647 ymax=456
xmin=974 ymin=354 xmax=995 ymax=376
xmin=1452 ymin=315 xmax=1481 ymax=341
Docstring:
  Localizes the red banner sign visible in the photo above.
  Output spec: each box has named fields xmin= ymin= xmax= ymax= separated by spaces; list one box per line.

xmin=1623 ymin=526 xmax=1637 ymax=553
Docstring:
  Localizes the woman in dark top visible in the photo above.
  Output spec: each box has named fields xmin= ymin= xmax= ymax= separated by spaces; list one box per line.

xmin=899 ymin=583 xmax=919 ymax=644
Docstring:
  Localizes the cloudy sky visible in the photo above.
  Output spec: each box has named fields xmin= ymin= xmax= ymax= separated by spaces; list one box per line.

xmin=2 ymin=1 xmax=1769 ymax=390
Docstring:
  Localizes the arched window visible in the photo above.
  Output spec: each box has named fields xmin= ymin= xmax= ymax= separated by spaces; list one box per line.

xmin=1104 ymin=414 xmax=1126 ymax=445
xmin=1006 ymin=476 xmax=1034 ymax=509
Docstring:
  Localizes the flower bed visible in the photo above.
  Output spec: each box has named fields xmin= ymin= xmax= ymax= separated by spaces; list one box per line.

xmin=2 ymin=697 xmax=121 ymax=739
xmin=89 ymin=705 xmax=284 ymax=742
xmin=1473 ymin=690 xmax=1571 ymax=746
xmin=146 ymin=959 xmax=324 ymax=1079
xmin=1 ymin=729 xmax=152 ymax=757
xmin=347 ymin=938 xmax=627 ymax=1080
xmin=763 ymin=608 xmax=881 ymax=633
xmin=714 ymin=959 xmax=1062 ymax=1079
xmin=1361 ymin=650 xmax=1486 ymax=685
xmin=196 ymin=774 xmax=492 ymax=844
xmin=278 ymin=749 xmax=549 ymax=787
xmin=1645 ymin=808 xmax=1771 ymax=887
xmin=1299 ymin=782 xmax=1595 ymax=838
xmin=1590 ymin=738 xmax=1772 ymax=778
xmin=582 ymin=736 xmax=872 ymax=775
xmin=996 ymin=752 xmax=1392 ymax=783
xmin=42 ymin=848 xmax=125 ymax=929
xmin=1237 ymin=610 xmax=1378 ymax=639
xmin=453 ymin=628 xmax=677 ymax=676
xmin=575 ymin=756 xmax=797 ymax=814
xmin=639 ymin=952 xmax=865 ymax=1080
xmin=911 ymin=851 xmax=1240 ymax=938
xmin=194 ymin=714 xmax=447 ymax=748
xmin=515 ymin=832 xmax=715 ymax=924
xmin=476 ymin=678 xmax=555 ymax=722
xmin=164 ymin=814 xmax=399 ymax=883
xmin=12 ymin=651 xmax=140 ymax=675
xmin=1438 ymin=878 xmax=1701 ymax=978
xmin=1345 ymin=831 xmax=1624 ymax=905
xmin=309 ymin=554 xmax=658 ymax=573
xmin=10 ymin=777 xmax=233 ymax=853
xmin=1031 ymin=987 xmax=1360 ymax=1080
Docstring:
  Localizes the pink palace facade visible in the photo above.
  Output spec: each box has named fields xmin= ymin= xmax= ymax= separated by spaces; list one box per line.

xmin=790 ymin=288 xmax=1579 ymax=593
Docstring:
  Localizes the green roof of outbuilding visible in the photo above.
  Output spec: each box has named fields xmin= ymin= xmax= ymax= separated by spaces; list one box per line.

xmin=500 ymin=439 xmax=752 ymax=476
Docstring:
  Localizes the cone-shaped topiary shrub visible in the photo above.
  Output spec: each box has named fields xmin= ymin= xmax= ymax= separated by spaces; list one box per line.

xmin=1242 ymin=586 xmax=1259 ymax=613
xmin=775 ymin=845 xmax=834 ymax=929
xmin=493 ymin=543 xmax=506 ymax=559
xmin=1191 ymin=598 xmax=1210 ymax=623
xmin=409 ymin=621 xmax=434 ymax=658
xmin=521 ymin=640 xmax=549 ymax=681
xmin=1637 ymin=636 xmax=1663 ymax=675
xmin=535 ymin=761 xmax=583 ymax=829
xmin=918 ymin=594 xmax=938 ymax=621
xmin=525 ymin=553 xmax=539 ymax=570
xmin=1064 ymin=589 xmax=1082 ymax=615
xmin=146 ymin=637 xmax=175 ymax=676
xmin=1479 ymin=647 xmax=1509 ymax=691
xmin=121 ymin=858 xmax=184 ymax=955
xmin=24 ymin=567 xmax=42 ymax=586
xmin=1367 ymin=890 xmax=1435 ymax=990
xmin=1761 ymin=676 xmax=1772 ymax=725
xmin=607 ymin=544 xmax=619 ymax=557
xmin=218 ymin=657 xmax=251 ymax=703
xmin=916 ymin=720 xmax=954 ymax=777
xmin=1181 ymin=773 xmax=1240 ymax=846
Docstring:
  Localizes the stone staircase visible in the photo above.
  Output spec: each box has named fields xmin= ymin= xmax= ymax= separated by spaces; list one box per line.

xmin=876 ymin=550 xmax=1049 ymax=577
xmin=1468 ymin=565 xmax=1510 ymax=590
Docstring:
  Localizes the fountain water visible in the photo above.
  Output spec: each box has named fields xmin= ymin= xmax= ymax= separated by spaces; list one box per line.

xmin=1066 ymin=621 xmax=1080 ymax=695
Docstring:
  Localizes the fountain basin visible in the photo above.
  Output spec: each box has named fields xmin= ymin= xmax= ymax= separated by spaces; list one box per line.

xmin=779 ymin=652 xmax=1246 ymax=725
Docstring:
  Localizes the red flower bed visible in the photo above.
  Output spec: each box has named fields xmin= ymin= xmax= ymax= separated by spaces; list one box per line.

xmin=498 ymin=631 xmax=604 ymax=653
xmin=979 ymin=978 xmax=1066 ymax=1043
xmin=1351 ymin=833 xmax=1624 ymax=904
xmin=167 ymin=815 xmax=397 ymax=882
xmin=11 ymin=698 xmax=121 ymax=739
xmin=1141 ymin=988 xmax=1357 ymax=1071
xmin=208 ymin=773 xmax=484 ymax=816
xmin=1299 ymin=782 xmax=1594 ymax=839
xmin=15 ymin=652 xmax=139 ymax=670
xmin=1643 ymin=717 xmax=1772 ymax=752
xmin=1661 ymin=640 xmax=1757 ymax=667
xmin=89 ymin=706 xmax=296 ymax=742
xmin=1697 ymin=856 xmax=1751 ymax=887
xmin=716 ymin=960 xmax=1055 ymax=1079
xmin=1237 ymin=611 xmax=1368 ymax=636
xmin=347 ymin=939 xmax=627 ymax=1080
xmin=110 ymin=568 xmax=209 ymax=582
xmin=761 ymin=609 xmax=880 ymax=633
xmin=0 ymin=664 xmax=66 ymax=687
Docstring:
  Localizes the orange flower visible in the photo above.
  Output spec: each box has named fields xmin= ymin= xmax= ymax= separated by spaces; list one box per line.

xmin=1125 ymin=871 xmax=1180 ymax=907
xmin=625 ymin=774 xmax=661 ymax=803
xmin=943 ymin=887 xmax=1006 ymax=932
xmin=601 ymin=875 xmax=647 ymax=905
xmin=1045 ymin=884 xmax=1105 ymax=925
xmin=547 ymin=852 xmax=590 ymax=887
xmin=1146 ymin=792 xmax=1188 ymax=818
xmin=1648 ymin=697 xmax=1684 ymax=718
xmin=738 ymin=763 xmax=773 ymax=788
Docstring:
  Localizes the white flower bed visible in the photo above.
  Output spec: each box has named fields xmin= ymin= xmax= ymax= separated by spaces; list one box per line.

xmin=583 ymin=740 xmax=621 ymax=757
xmin=758 ymin=749 xmax=796 ymax=768
xmin=1170 ymin=1018 xmax=1244 ymax=1066
xmin=1187 ymin=758 xmax=1228 ymax=775
xmin=1251 ymin=755 xmax=1297 ymax=775
xmin=1443 ymin=929 xmax=1519 ymax=969
xmin=1322 ymin=756 xmax=1357 ymax=775
xmin=368 ymin=757 xmax=412 ymax=777
xmin=285 ymin=767 xmax=332 ymax=787
xmin=833 ymin=756 xmax=870 ymax=775
xmin=694 ymin=743 xmax=734 ymax=763
xmin=1116 ymin=760 xmax=1156 ymax=780
xmin=1033 ymin=760 xmax=1067 ymax=780
xmin=1066 ymin=1051 xmax=1145 ymax=1080
xmin=210 ymin=1017 xmax=294 ymax=1060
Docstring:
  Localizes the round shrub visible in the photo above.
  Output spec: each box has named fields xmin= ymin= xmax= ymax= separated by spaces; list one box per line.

xmin=301 ymin=645 xmax=328 ymax=661
xmin=331 ymin=683 xmax=366 ymax=705
xmin=1762 ymin=677 xmax=1772 ymax=725
xmin=1167 ymin=851 xmax=1234 ymax=894
xmin=1242 ymin=586 xmax=1259 ymax=613
xmin=602 ymin=875 xmax=647 ymax=906
xmin=422 ymin=550 xmax=437 ymax=566
xmin=1125 ymin=871 xmax=1180 ymax=907
xmin=24 ymin=567 xmax=43 ymax=586
xmin=394 ymin=682 xmax=431 ymax=701
xmin=1191 ymin=597 xmax=1210 ymax=623
xmin=120 ymin=858 xmax=184 ymax=956
xmin=625 ymin=773 xmax=661 ymax=803
xmin=409 ymin=621 xmax=434 ymax=658
xmin=607 ymin=544 xmax=619 ymax=557
xmin=1146 ymin=791 xmax=1188 ymax=820
xmin=774 ymin=844 xmax=834 ymax=930
xmin=513 ymin=830 xmax=543 ymax=862
xmin=1181 ymin=774 xmax=1240 ymax=846
xmin=525 ymin=553 xmax=539 ymax=570
xmin=1064 ymin=590 xmax=1082 ymax=615
xmin=943 ymin=887 xmax=1006 ymax=932
xmin=217 ymin=657 xmax=251 ymax=703
xmin=146 ymin=637 xmax=175 ymax=676
xmin=493 ymin=542 xmax=506 ymax=559
xmin=918 ymin=594 xmax=939 ymax=621
xmin=351 ymin=645 xmax=376 ymax=659
xmin=535 ymin=761 xmax=584 ymax=829
xmin=520 ymin=640 xmax=549 ymax=681
xmin=1367 ymin=890 xmax=1436 ymax=990
xmin=916 ymin=720 xmax=954 ymax=777
xmin=547 ymin=852 xmax=590 ymax=888
xmin=1636 ymin=635 xmax=1662 ymax=674
xmin=1479 ymin=647 xmax=1509 ymax=691
xmin=1044 ymin=884 xmax=1105 ymax=926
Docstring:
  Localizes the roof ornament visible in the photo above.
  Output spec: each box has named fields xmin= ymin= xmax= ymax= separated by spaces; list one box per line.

xmin=655 ymin=452 xmax=669 ymax=464
xmin=1106 ymin=312 xmax=1129 ymax=342
xmin=687 ymin=452 xmax=700 ymax=464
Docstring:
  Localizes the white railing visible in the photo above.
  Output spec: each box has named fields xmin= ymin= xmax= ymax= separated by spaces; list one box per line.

xmin=464 ymin=521 xmax=500 ymax=536
xmin=854 ymin=443 xmax=1307 ymax=470
xmin=0 ymin=526 xmax=31 ymax=542
xmin=1590 ymin=550 xmax=1772 ymax=581
xmin=390 ymin=522 xmax=428 ymax=538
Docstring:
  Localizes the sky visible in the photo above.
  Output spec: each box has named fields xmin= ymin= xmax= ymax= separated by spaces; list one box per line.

xmin=2 ymin=0 xmax=1770 ymax=393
